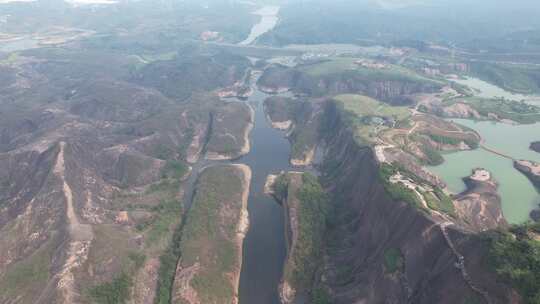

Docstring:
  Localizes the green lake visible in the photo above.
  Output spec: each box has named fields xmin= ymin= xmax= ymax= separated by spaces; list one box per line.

xmin=429 ymin=119 xmax=540 ymax=224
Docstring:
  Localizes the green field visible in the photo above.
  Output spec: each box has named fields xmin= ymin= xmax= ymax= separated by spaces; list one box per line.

xmin=335 ymin=94 xmax=410 ymax=120
xmin=299 ymin=58 xmax=359 ymax=76
xmin=0 ymin=236 xmax=55 ymax=302
xmin=300 ymin=58 xmax=441 ymax=85
xmin=334 ymin=94 xmax=410 ymax=144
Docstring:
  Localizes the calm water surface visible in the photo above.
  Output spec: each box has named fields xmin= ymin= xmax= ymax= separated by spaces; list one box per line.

xmin=239 ymin=6 xmax=280 ymax=45
xmin=429 ymin=119 xmax=540 ymax=223
xmin=237 ymin=88 xmax=292 ymax=304
xmin=452 ymin=76 xmax=540 ymax=105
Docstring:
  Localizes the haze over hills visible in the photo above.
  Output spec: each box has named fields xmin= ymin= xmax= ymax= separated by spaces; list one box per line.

xmin=0 ymin=1 xmax=540 ymax=304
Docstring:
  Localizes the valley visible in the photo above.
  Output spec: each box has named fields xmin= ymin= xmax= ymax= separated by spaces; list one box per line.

xmin=1 ymin=1 xmax=540 ymax=304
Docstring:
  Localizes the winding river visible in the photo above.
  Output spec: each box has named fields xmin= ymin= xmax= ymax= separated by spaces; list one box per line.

xmin=235 ymin=6 xmax=293 ymax=303
xmin=237 ymin=87 xmax=292 ymax=304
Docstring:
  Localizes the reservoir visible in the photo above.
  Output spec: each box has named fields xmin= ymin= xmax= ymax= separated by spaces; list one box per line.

xmin=452 ymin=76 xmax=540 ymax=105
xmin=429 ymin=119 xmax=540 ymax=224
xmin=239 ymin=6 xmax=280 ymax=45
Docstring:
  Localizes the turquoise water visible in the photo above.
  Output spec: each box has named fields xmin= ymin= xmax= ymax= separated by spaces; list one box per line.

xmin=429 ymin=119 xmax=540 ymax=224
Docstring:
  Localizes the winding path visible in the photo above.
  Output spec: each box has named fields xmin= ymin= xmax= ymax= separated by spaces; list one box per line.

xmin=439 ymin=223 xmax=492 ymax=304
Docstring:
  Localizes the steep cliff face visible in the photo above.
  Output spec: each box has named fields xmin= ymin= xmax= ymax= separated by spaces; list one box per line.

xmin=256 ymin=65 xmax=300 ymax=94
xmin=257 ymin=65 xmax=442 ymax=105
xmin=295 ymin=72 xmax=440 ymax=105
xmin=315 ymin=103 xmax=516 ymax=304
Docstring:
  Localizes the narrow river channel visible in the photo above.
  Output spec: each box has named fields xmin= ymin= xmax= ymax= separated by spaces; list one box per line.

xmin=236 ymin=87 xmax=292 ymax=304
xmin=179 ymin=81 xmax=293 ymax=304
xmin=236 ymin=7 xmax=292 ymax=303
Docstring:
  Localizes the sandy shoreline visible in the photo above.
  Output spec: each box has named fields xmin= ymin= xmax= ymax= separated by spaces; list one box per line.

xmin=290 ymin=148 xmax=315 ymax=167
xmin=265 ymin=112 xmax=293 ymax=131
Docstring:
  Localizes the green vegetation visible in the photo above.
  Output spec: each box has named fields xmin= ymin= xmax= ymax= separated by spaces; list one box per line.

xmin=300 ymin=58 xmax=438 ymax=86
xmin=424 ymin=189 xmax=456 ymax=217
xmin=264 ymin=96 xmax=299 ymax=123
xmin=426 ymin=133 xmax=479 ymax=149
xmin=161 ymin=160 xmax=189 ymax=180
xmin=0 ymin=238 xmax=53 ymax=299
xmin=420 ymin=145 xmax=445 ymax=166
xmin=270 ymin=57 xmax=443 ymax=98
xmin=335 ymin=94 xmax=410 ymax=121
xmin=136 ymin=53 xmax=250 ymax=101
xmin=334 ymin=94 xmax=410 ymax=144
xmin=488 ymin=225 xmax=540 ymax=303
xmin=89 ymin=273 xmax=132 ymax=304
xmin=453 ymin=97 xmax=540 ymax=124
xmin=83 ymin=224 xmax=148 ymax=304
xmin=383 ymin=248 xmax=404 ymax=274
xmin=149 ymin=200 xmax=183 ymax=303
xmin=470 ymin=62 xmax=540 ymax=95
xmin=272 ymin=174 xmax=290 ymax=199
xmin=146 ymin=199 xmax=182 ymax=246
xmin=378 ymin=163 xmax=424 ymax=209
xmin=312 ymin=287 xmax=331 ymax=304
xmin=290 ymin=121 xmax=319 ymax=160
xmin=155 ymin=221 xmax=183 ymax=304
xmin=464 ymin=295 xmax=483 ymax=304
xmin=128 ymin=252 xmax=146 ymax=269
xmin=143 ymin=176 xmax=184 ymax=303
xmin=285 ymin=173 xmax=330 ymax=291
xmin=145 ymin=178 xmax=180 ymax=195
xmin=378 ymin=163 xmax=455 ymax=216
xmin=206 ymin=102 xmax=252 ymax=157
xmin=299 ymin=58 xmax=358 ymax=77
xmin=176 ymin=165 xmax=244 ymax=303
xmin=427 ymin=133 xmax=462 ymax=146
